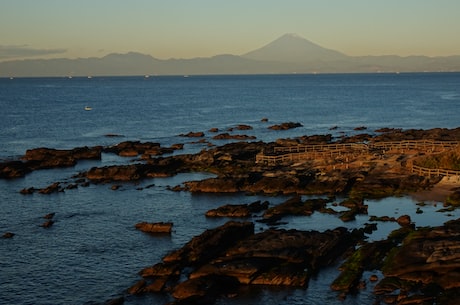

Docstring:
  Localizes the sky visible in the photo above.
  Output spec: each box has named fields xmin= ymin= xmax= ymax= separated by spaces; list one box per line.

xmin=1 ymin=0 xmax=460 ymax=62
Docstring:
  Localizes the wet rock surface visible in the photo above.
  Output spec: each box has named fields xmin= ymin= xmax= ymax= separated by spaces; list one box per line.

xmin=130 ymin=221 xmax=363 ymax=304
xmin=205 ymin=200 xmax=269 ymax=218
xmin=375 ymin=218 xmax=460 ymax=304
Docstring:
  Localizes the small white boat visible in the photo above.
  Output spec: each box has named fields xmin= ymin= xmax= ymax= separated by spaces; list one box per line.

xmin=84 ymin=106 xmax=92 ymax=111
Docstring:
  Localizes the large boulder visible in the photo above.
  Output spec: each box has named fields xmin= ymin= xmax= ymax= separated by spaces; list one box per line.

xmin=375 ymin=218 xmax=460 ymax=303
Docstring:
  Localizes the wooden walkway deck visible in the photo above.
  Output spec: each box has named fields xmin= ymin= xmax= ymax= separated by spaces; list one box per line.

xmin=256 ymin=140 xmax=460 ymax=178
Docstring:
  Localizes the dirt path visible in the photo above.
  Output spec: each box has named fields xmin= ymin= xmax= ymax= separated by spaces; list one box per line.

xmin=410 ymin=176 xmax=460 ymax=203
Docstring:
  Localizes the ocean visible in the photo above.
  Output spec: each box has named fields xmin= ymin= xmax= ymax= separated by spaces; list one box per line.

xmin=1 ymin=73 xmax=460 ymax=305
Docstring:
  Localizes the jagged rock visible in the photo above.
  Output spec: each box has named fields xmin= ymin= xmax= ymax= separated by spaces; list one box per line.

xmin=378 ymin=218 xmax=460 ymax=301
xmin=135 ymin=222 xmax=173 ymax=234
xmin=139 ymin=262 xmax=181 ymax=278
xmin=0 ymin=160 xmax=31 ymax=178
xmin=20 ymin=187 xmax=35 ymax=195
xmin=38 ymin=182 xmax=61 ymax=194
xmin=163 ymin=221 xmax=255 ymax=265
xmin=268 ymin=122 xmax=303 ymax=130
xmin=127 ymin=279 xmax=146 ymax=294
xmin=0 ymin=146 xmax=101 ymax=178
xmin=212 ymin=133 xmax=256 ymax=140
xmin=184 ymin=177 xmax=240 ymax=193
xmin=205 ymin=200 xmax=268 ymax=217
xmin=85 ymin=165 xmax=142 ymax=182
xmin=82 ymin=158 xmax=186 ymax=182
xmin=224 ymin=227 xmax=358 ymax=271
xmin=179 ymin=131 xmax=204 ymax=137
xmin=338 ymin=198 xmax=368 ymax=222
xmin=23 ymin=146 xmax=102 ymax=170
xmin=331 ymin=239 xmax=396 ymax=293
xmin=104 ymin=141 xmax=178 ymax=157
xmin=171 ymin=274 xmax=239 ymax=300
xmin=235 ymin=124 xmax=253 ymax=130
xmin=262 ymin=196 xmax=331 ymax=221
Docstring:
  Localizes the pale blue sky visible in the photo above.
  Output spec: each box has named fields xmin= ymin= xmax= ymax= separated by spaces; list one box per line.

xmin=1 ymin=0 xmax=459 ymax=61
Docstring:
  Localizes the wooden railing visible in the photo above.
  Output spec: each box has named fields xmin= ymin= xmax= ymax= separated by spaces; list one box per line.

xmin=255 ymin=150 xmax=362 ymax=165
xmin=410 ymin=165 xmax=460 ymax=178
xmin=274 ymin=143 xmax=368 ymax=153
xmin=369 ymin=140 xmax=459 ymax=151
xmin=256 ymin=140 xmax=460 ymax=166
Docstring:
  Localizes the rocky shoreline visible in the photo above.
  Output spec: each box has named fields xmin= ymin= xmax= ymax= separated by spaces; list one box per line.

xmin=2 ymin=126 xmax=460 ymax=304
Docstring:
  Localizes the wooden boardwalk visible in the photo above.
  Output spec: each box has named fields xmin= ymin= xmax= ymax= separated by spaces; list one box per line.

xmin=256 ymin=140 xmax=460 ymax=178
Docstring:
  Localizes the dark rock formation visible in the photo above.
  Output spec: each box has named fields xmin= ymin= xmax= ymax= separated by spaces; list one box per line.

xmin=375 ymin=218 xmax=460 ymax=304
xmin=20 ymin=187 xmax=35 ymax=195
xmin=38 ymin=182 xmax=62 ymax=194
xmin=0 ymin=160 xmax=31 ymax=178
xmin=131 ymin=221 xmax=363 ymax=304
xmin=163 ymin=221 xmax=255 ymax=266
xmin=262 ymin=196 xmax=332 ymax=222
xmin=205 ymin=200 xmax=269 ymax=217
xmin=331 ymin=239 xmax=397 ymax=293
xmin=171 ymin=274 xmax=239 ymax=301
xmin=268 ymin=122 xmax=303 ymax=130
xmin=235 ymin=124 xmax=253 ymax=130
xmin=212 ymin=133 xmax=256 ymax=140
xmin=135 ymin=222 xmax=173 ymax=234
xmin=103 ymin=141 xmax=179 ymax=157
xmin=179 ymin=131 xmax=205 ymax=137
xmin=338 ymin=197 xmax=368 ymax=222
xmin=1 ymin=146 xmax=102 ymax=178
xmin=82 ymin=157 xmax=186 ymax=182
xmin=372 ymin=127 xmax=460 ymax=142
xmin=23 ymin=146 xmax=102 ymax=170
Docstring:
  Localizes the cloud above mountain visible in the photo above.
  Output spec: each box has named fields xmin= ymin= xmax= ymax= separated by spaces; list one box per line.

xmin=0 ymin=45 xmax=67 ymax=60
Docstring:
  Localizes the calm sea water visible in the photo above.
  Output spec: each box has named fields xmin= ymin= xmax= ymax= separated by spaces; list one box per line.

xmin=1 ymin=73 xmax=460 ymax=305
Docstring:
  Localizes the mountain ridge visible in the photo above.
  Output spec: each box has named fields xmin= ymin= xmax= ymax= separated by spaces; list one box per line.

xmin=1 ymin=34 xmax=460 ymax=77
xmin=242 ymin=33 xmax=348 ymax=63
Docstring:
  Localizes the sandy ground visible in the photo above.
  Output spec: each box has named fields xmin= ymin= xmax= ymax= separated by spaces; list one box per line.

xmin=410 ymin=175 xmax=460 ymax=203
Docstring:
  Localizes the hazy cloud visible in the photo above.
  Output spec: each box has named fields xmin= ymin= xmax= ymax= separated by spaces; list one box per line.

xmin=0 ymin=45 xmax=67 ymax=60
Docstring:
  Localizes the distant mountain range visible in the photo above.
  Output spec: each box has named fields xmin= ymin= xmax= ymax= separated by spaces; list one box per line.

xmin=2 ymin=33 xmax=460 ymax=77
